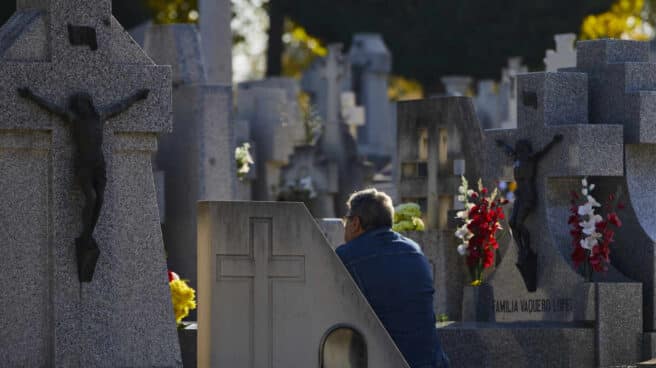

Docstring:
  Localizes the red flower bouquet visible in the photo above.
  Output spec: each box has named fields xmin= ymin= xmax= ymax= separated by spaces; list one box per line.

xmin=569 ymin=178 xmax=622 ymax=280
xmin=455 ymin=177 xmax=508 ymax=285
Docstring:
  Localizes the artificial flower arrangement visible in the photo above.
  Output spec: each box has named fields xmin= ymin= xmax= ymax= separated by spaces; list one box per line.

xmin=168 ymin=270 xmax=197 ymax=328
xmin=455 ymin=177 xmax=508 ymax=286
xmin=392 ymin=202 xmax=425 ymax=232
xmin=568 ymin=177 xmax=623 ymax=280
xmin=235 ymin=142 xmax=254 ymax=180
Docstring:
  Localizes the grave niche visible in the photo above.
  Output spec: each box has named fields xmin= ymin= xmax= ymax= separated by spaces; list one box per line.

xmin=320 ymin=325 xmax=367 ymax=368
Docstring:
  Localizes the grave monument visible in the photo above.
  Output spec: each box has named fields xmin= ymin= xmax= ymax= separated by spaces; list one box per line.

xmin=197 ymin=201 xmax=410 ymax=367
xmin=435 ymin=39 xmax=649 ymax=367
xmin=0 ymin=0 xmax=181 ymax=366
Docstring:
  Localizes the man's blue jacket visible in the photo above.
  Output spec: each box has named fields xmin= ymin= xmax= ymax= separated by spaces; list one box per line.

xmin=336 ymin=227 xmax=449 ymax=368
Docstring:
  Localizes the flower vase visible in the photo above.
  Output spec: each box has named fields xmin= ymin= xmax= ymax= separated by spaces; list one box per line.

xmin=582 ymin=250 xmax=593 ymax=282
xmin=177 ymin=322 xmax=197 ymax=368
xmin=461 ymin=282 xmax=494 ymax=322
xmin=468 ymin=263 xmax=483 ymax=287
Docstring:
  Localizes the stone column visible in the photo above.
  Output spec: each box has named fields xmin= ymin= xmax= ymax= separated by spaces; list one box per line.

xmin=200 ymin=0 xmax=232 ymax=84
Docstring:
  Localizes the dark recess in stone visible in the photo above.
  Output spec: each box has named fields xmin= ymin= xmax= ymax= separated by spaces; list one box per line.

xmin=68 ymin=23 xmax=98 ymax=51
xmin=522 ymin=91 xmax=538 ymax=109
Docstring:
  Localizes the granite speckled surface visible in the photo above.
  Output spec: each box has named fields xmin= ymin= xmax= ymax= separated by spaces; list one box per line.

xmin=439 ymin=322 xmax=595 ymax=368
xmin=0 ymin=1 xmax=181 ymax=366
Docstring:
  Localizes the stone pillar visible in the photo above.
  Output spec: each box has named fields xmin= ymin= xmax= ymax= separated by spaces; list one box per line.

xmin=348 ymin=33 xmax=394 ymax=159
xmin=144 ymin=24 xmax=237 ymax=298
xmin=200 ymin=0 xmax=232 ymax=84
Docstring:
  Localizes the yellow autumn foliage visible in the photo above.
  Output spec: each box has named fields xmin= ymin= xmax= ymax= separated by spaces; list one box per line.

xmin=581 ymin=0 xmax=651 ymax=40
xmin=146 ymin=0 xmax=199 ymax=25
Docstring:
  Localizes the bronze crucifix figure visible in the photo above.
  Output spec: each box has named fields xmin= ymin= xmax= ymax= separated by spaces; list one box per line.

xmin=496 ymin=134 xmax=563 ymax=292
xmin=18 ymin=87 xmax=150 ymax=282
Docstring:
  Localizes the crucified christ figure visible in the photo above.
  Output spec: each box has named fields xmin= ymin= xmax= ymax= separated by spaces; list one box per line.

xmin=496 ymin=134 xmax=563 ymax=292
xmin=18 ymin=87 xmax=150 ymax=282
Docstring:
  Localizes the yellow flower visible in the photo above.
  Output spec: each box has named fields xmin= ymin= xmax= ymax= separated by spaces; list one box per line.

xmin=392 ymin=202 xmax=425 ymax=232
xmin=470 ymin=279 xmax=482 ymax=286
xmin=170 ymin=279 xmax=197 ymax=324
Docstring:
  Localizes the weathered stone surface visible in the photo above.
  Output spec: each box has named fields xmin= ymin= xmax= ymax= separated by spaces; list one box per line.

xmin=575 ymin=39 xmax=656 ymax=144
xmin=348 ymin=33 xmax=395 ymax=161
xmin=145 ymin=24 xmax=236 ymax=305
xmin=318 ymin=218 xmax=345 ymax=249
xmin=237 ymin=81 xmax=299 ymax=200
xmin=439 ymin=322 xmax=595 ymax=368
xmin=397 ymin=96 xmax=485 ymax=230
xmin=199 ymin=0 xmax=231 ymax=84
xmin=404 ymin=230 xmax=466 ymax=321
xmin=0 ymin=1 xmax=180 ymax=366
xmin=197 ymin=201 xmax=410 ymax=367
xmin=143 ymin=24 xmax=206 ymax=86
xmin=300 ymin=44 xmax=369 ymax=217
xmin=279 ymin=145 xmax=339 ymax=218
xmin=595 ymin=282 xmax=642 ymax=366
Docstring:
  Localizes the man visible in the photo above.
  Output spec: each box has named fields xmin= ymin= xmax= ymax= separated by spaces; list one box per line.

xmin=336 ymin=189 xmax=450 ymax=368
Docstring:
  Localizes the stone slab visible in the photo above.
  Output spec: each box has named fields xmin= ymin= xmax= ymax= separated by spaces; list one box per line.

xmin=596 ymin=282 xmax=643 ymax=367
xmin=197 ymin=201 xmax=410 ymax=367
xmin=438 ymin=322 xmax=595 ymax=368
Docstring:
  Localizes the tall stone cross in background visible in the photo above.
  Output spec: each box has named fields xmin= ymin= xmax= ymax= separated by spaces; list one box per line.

xmin=0 ymin=0 xmax=180 ymax=366
xmin=481 ymin=71 xmax=624 ymax=321
xmin=199 ymin=0 xmax=232 ymax=84
xmin=321 ymin=44 xmax=345 ymax=124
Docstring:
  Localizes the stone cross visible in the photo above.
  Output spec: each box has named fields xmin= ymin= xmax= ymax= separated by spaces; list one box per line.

xmin=499 ymin=57 xmax=528 ymax=127
xmin=340 ymin=91 xmax=365 ymax=138
xmin=482 ymin=71 xmax=624 ymax=321
xmin=0 ymin=1 xmax=179 ymax=365
xmin=217 ymin=218 xmax=306 ymax=367
xmin=199 ymin=0 xmax=232 ymax=84
xmin=544 ymin=33 xmax=577 ymax=72
xmin=321 ymin=44 xmax=346 ymax=124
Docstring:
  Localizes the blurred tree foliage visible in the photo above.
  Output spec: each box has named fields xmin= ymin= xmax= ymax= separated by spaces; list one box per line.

xmin=580 ymin=0 xmax=651 ymax=40
xmin=281 ymin=18 xmax=327 ymax=78
xmin=145 ymin=0 xmax=198 ymax=24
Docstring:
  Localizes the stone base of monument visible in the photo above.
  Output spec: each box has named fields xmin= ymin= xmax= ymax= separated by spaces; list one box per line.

xmin=440 ymin=282 xmax=642 ymax=367
xmin=439 ymin=321 xmax=595 ymax=367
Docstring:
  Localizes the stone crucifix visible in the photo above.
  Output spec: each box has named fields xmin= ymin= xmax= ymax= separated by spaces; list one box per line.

xmin=18 ymin=87 xmax=150 ymax=282
xmin=482 ymin=71 xmax=623 ymax=296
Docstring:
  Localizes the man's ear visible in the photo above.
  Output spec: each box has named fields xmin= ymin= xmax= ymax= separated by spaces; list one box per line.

xmin=352 ymin=216 xmax=362 ymax=231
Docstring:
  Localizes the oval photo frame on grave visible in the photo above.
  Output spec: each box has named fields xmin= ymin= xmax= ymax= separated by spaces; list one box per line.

xmin=319 ymin=324 xmax=368 ymax=368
